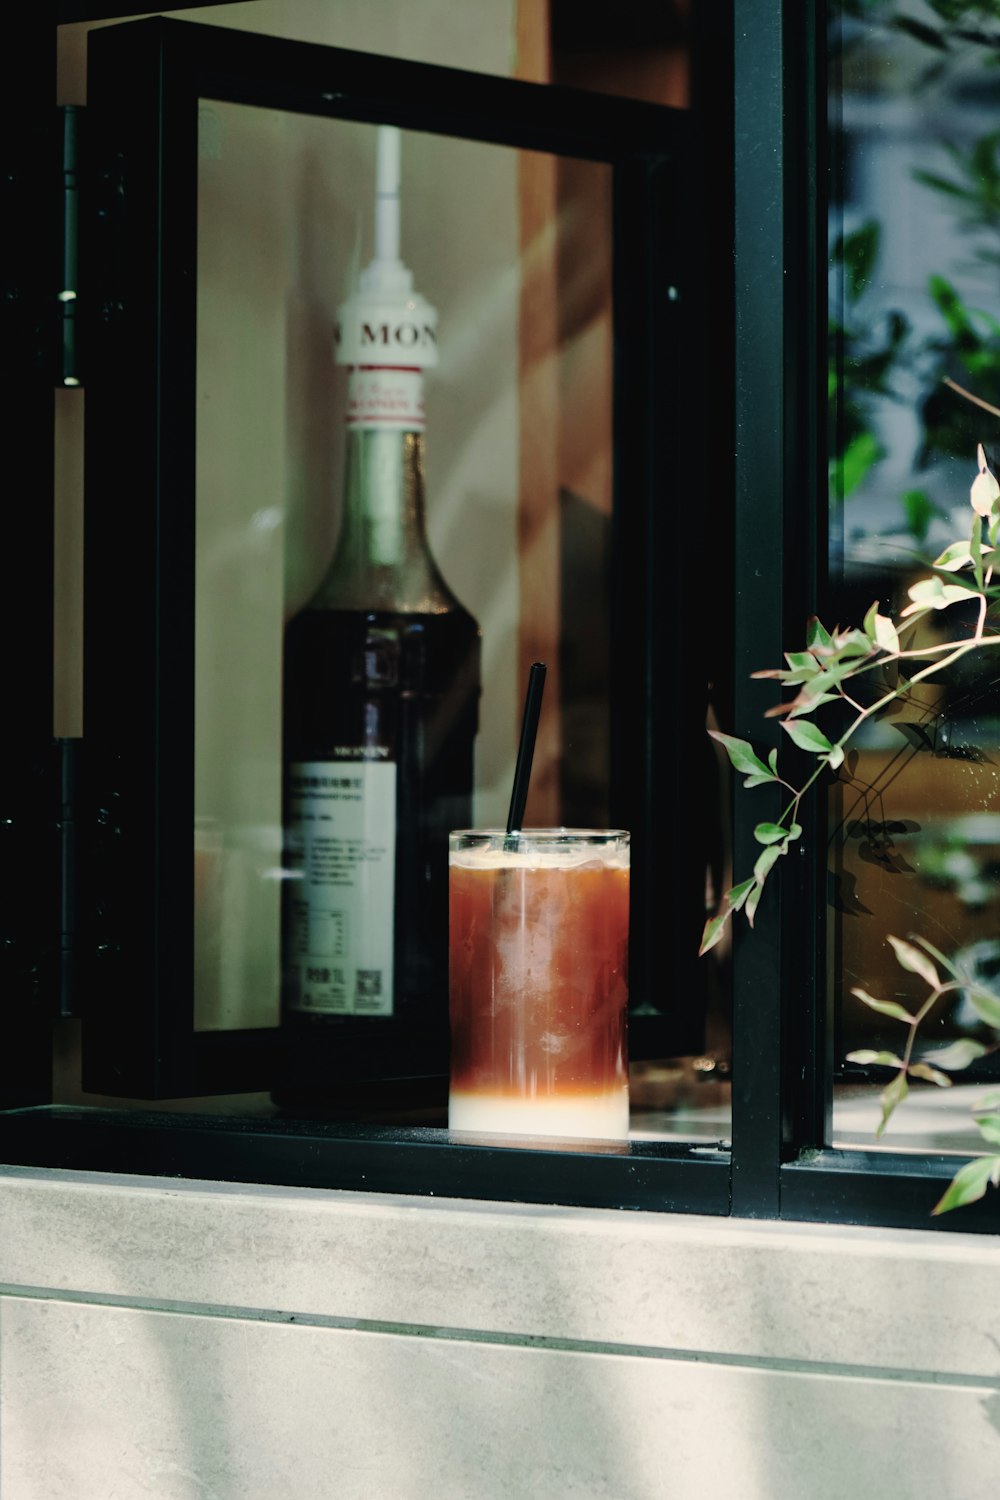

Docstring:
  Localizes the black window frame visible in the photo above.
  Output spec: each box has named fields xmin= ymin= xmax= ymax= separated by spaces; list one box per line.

xmin=1 ymin=0 xmax=997 ymax=1235
xmin=74 ymin=12 xmax=704 ymax=1101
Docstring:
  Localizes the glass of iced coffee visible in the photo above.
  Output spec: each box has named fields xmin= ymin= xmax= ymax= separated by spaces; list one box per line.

xmin=448 ymin=828 xmax=629 ymax=1140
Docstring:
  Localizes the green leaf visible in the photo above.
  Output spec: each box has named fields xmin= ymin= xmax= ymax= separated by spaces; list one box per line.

xmin=746 ymin=842 xmax=787 ymax=929
xmin=903 ymin=579 xmax=940 ymax=611
xmin=971 ymin=467 xmax=1000 ymax=520
xmin=700 ymin=877 xmax=758 ymax=954
xmin=932 ymin=539 xmax=973 ymax=571
xmin=967 ymin=987 xmax=1000 ymax=1030
xmin=902 ymin=489 xmax=940 ymax=545
xmin=971 ymin=131 xmax=1000 ymax=188
xmin=751 ymin=667 xmax=795 ymax=684
xmin=908 ymin=1062 xmax=952 ymax=1087
xmin=929 ymin=274 xmax=974 ymax=339
xmin=875 ymin=614 xmax=900 ymax=653
xmin=850 ymin=987 xmax=917 ymax=1024
xmin=976 ymin=310 xmax=1000 ymax=344
xmin=862 ymin=602 xmax=900 ymax=653
xmin=971 ymin=513 xmax=985 ymax=590
xmin=973 ymin=1113 xmax=1000 ymax=1148
xmin=932 ymin=1155 xmax=1000 ymax=1216
xmin=900 ymin=576 xmax=973 ymax=615
xmin=922 ymin=568 xmax=984 ymax=596
xmin=767 ymin=748 xmax=779 ymax=774
xmin=834 ymin=220 xmax=881 ymax=302
xmin=877 ymin=1071 xmax=909 ymax=1139
xmin=828 ymin=628 xmax=874 ymax=661
xmin=891 ymin=15 xmax=948 ymax=49
xmin=727 ymin=878 xmax=755 ymax=913
xmin=742 ymin=772 xmax=776 ymax=788
xmin=782 ymin=720 xmax=835 ymax=755
xmin=754 ymin=822 xmax=791 ymax=846
xmin=806 ymin=617 xmax=834 ymax=650
xmin=803 ymin=660 xmax=871 ymax=702
xmin=753 ymin=844 xmax=784 ymax=885
xmin=757 ymin=651 xmax=822 ymax=686
xmin=787 ymin=692 xmax=841 ymax=719
xmin=708 ymin=731 xmax=771 ymax=779
xmin=745 ymin=879 xmax=765 ymax=928
xmin=845 ymin=1049 xmax=906 ymax=1069
xmin=913 ymin=170 xmax=972 ymax=202
xmin=888 ymin=935 xmax=941 ymax=991
xmin=797 ymin=666 xmax=848 ymax=698
xmin=699 ymin=909 xmax=731 ymax=956
xmin=922 ymin=1038 xmax=987 ymax=1072
xmin=910 ymin=934 xmax=958 ymax=979
xmin=831 ymin=430 xmax=883 ymax=500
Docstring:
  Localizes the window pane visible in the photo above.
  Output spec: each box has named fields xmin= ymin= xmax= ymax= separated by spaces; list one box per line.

xmin=190 ymin=102 xmax=729 ymax=1141
xmin=192 ymin=109 xmax=613 ymax=1035
xmin=48 ymin=2 xmax=729 ymax=1147
xmin=826 ymin=1 xmax=1000 ymax=1155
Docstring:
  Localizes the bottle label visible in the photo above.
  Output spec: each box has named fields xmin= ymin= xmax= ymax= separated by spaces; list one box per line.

xmin=346 ymin=367 xmax=424 ymax=431
xmin=285 ymin=759 xmax=396 ymax=1016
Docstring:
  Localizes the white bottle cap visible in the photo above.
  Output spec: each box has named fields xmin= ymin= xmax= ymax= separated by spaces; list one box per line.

xmin=335 ymin=127 xmax=438 ymax=370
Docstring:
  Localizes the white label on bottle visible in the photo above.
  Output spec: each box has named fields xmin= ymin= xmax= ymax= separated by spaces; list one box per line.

xmin=286 ymin=760 xmax=396 ymax=1016
xmin=346 ymin=367 xmax=424 ymax=430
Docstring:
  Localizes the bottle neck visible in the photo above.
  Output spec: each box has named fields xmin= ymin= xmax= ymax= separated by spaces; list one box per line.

xmin=311 ymin=368 xmax=458 ymax=614
xmin=342 ymin=424 xmax=428 ymax=569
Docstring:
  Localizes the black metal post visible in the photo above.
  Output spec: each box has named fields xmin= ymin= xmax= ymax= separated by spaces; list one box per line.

xmin=730 ymin=0 xmax=826 ymax=1216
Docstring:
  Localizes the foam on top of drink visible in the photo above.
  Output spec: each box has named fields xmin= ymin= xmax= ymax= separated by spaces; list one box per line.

xmin=450 ymin=843 xmax=628 ymax=872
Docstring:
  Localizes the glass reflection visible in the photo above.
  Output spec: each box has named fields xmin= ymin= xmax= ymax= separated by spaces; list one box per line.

xmin=827 ymin=1 xmax=1000 ymax=1153
xmin=190 ymin=100 xmax=728 ymax=1138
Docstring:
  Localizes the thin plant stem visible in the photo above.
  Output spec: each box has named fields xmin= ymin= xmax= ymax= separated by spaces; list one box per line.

xmin=943 ymin=376 xmax=1000 ymax=422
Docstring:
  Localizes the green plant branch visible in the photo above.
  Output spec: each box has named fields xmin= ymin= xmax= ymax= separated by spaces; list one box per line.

xmin=703 ymin=624 xmax=1000 ymax=956
xmin=700 ymin=437 xmax=1000 ymax=1214
xmin=703 ymin=442 xmax=1000 ymax=959
xmin=847 ymin=935 xmax=1000 ymax=1212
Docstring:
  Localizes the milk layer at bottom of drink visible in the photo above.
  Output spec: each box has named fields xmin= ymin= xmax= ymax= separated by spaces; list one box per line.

xmin=448 ymin=1089 xmax=629 ymax=1141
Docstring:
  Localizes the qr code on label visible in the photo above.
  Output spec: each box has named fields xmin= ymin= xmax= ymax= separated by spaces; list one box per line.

xmin=356 ymin=970 xmax=382 ymax=999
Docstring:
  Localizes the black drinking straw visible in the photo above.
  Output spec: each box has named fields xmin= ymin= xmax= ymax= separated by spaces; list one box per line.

xmin=506 ymin=661 xmax=546 ymax=840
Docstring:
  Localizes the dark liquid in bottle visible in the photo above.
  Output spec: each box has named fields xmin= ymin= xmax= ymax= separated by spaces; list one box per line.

xmin=275 ymin=605 xmax=480 ymax=1114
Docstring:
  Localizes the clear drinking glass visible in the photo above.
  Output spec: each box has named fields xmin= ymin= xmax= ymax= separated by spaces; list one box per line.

xmin=448 ymin=828 xmax=630 ymax=1139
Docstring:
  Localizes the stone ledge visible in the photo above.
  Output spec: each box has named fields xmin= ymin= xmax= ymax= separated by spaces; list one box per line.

xmin=1 ymin=1165 xmax=997 ymax=1380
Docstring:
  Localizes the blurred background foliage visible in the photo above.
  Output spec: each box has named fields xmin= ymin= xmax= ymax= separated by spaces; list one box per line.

xmin=828 ymin=0 xmax=999 ymax=537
